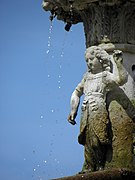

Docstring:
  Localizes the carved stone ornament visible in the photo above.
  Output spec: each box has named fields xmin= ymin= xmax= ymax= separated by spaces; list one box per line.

xmin=42 ymin=0 xmax=135 ymax=46
xmin=42 ymin=0 xmax=135 ymax=175
xmin=68 ymin=46 xmax=133 ymax=172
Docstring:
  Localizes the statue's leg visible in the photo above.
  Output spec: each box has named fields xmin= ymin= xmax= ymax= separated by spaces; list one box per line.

xmin=81 ymin=125 xmax=98 ymax=172
xmin=93 ymin=143 xmax=107 ymax=171
xmin=79 ymin=102 xmax=110 ymax=172
xmin=83 ymin=131 xmax=108 ymax=172
xmin=82 ymin=115 xmax=110 ymax=172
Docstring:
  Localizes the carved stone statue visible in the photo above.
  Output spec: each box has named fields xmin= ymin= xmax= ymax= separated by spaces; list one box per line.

xmin=68 ymin=46 xmax=127 ymax=173
xmin=42 ymin=0 xmax=135 ymax=176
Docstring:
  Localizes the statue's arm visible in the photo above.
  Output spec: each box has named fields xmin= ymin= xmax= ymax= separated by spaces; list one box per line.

xmin=68 ymin=80 xmax=84 ymax=125
xmin=112 ymin=50 xmax=128 ymax=86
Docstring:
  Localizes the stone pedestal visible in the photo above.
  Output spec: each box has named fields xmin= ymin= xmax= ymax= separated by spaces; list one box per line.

xmin=54 ymin=169 xmax=135 ymax=180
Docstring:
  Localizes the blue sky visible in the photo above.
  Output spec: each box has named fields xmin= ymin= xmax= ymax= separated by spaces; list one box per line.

xmin=0 ymin=1 xmax=86 ymax=179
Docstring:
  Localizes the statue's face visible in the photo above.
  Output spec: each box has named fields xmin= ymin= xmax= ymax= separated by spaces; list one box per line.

xmin=85 ymin=53 xmax=102 ymax=73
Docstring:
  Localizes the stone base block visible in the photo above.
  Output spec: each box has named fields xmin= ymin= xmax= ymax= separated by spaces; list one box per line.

xmin=53 ymin=169 xmax=135 ymax=180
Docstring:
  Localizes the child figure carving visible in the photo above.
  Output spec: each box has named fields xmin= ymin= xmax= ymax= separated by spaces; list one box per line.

xmin=68 ymin=46 xmax=128 ymax=173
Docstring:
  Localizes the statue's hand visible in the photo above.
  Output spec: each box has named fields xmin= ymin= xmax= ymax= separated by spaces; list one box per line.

xmin=113 ymin=50 xmax=123 ymax=63
xmin=68 ymin=113 xmax=77 ymax=125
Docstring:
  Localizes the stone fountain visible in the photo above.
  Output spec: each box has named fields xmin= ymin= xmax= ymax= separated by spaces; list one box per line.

xmin=42 ymin=0 xmax=135 ymax=179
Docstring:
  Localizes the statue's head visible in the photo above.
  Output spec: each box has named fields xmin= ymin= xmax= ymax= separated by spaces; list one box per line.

xmin=85 ymin=46 xmax=111 ymax=73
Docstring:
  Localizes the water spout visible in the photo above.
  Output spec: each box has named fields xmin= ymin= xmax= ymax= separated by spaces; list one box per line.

xmin=65 ymin=22 xmax=72 ymax=31
xmin=64 ymin=0 xmax=74 ymax=32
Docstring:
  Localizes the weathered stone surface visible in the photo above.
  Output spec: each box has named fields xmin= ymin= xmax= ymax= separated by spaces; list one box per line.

xmin=42 ymin=0 xmax=135 ymax=11
xmin=42 ymin=1 xmax=135 ymax=46
xmin=53 ymin=169 xmax=135 ymax=180
xmin=68 ymin=46 xmax=129 ymax=172
xmin=106 ymin=88 xmax=135 ymax=170
xmin=81 ymin=3 xmax=135 ymax=47
xmin=42 ymin=0 xmax=135 ymax=177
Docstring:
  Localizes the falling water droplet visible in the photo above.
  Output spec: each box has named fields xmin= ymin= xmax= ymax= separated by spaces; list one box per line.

xmin=57 ymin=32 xmax=67 ymax=91
xmin=48 ymin=44 xmax=50 ymax=47
xmin=60 ymin=54 xmax=64 ymax=57
xmin=51 ymin=109 xmax=54 ymax=113
xmin=40 ymin=115 xmax=43 ymax=119
xmin=46 ymin=22 xmax=53 ymax=55
xmin=33 ymin=168 xmax=36 ymax=172
xmin=46 ymin=50 xmax=50 ymax=54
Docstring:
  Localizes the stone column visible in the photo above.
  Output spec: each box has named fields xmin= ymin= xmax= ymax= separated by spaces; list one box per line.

xmin=80 ymin=3 xmax=135 ymax=47
xmin=80 ymin=2 xmax=135 ymax=170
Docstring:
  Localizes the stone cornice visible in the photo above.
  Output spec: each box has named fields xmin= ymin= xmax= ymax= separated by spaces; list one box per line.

xmin=42 ymin=0 xmax=135 ymax=24
xmin=98 ymin=43 xmax=135 ymax=53
xmin=42 ymin=0 xmax=135 ymax=12
xmin=114 ymin=44 xmax=135 ymax=54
